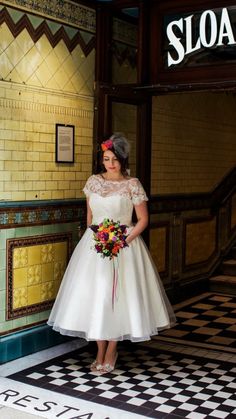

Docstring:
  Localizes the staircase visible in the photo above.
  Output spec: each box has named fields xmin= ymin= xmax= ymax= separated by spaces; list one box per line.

xmin=209 ymin=247 xmax=236 ymax=295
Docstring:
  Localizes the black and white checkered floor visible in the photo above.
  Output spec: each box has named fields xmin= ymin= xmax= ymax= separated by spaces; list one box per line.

xmin=1 ymin=293 xmax=236 ymax=419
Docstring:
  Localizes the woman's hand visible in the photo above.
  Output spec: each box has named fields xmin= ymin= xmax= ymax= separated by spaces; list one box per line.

xmin=125 ymin=201 xmax=148 ymax=244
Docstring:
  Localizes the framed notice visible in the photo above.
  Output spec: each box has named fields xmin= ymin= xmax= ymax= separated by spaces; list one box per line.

xmin=56 ymin=124 xmax=75 ymax=163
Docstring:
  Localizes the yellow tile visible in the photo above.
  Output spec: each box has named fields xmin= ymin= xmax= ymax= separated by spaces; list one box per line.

xmin=35 ymin=34 xmax=52 ymax=60
xmin=0 ymin=52 xmax=13 ymax=78
xmin=14 ymin=268 xmax=28 ymax=288
xmin=39 ymin=191 xmax=52 ymax=199
xmin=13 ymin=248 xmax=28 ymax=268
xmin=54 ymin=280 xmax=61 ymax=296
xmin=0 ymin=23 xmax=14 ymax=51
xmin=13 ymin=287 xmax=27 ymax=309
xmin=28 ymin=285 xmax=41 ymax=305
xmin=27 ymin=265 xmax=42 ymax=286
xmin=52 ymin=191 xmax=64 ymax=199
xmin=25 ymin=191 xmax=39 ymax=200
xmin=53 ymin=242 xmax=68 ymax=261
xmin=41 ymin=281 xmax=54 ymax=300
xmin=41 ymin=244 xmax=54 ymax=263
xmin=28 ymin=246 xmax=41 ymax=266
xmin=42 ymin=263 xmax=54 ymax=282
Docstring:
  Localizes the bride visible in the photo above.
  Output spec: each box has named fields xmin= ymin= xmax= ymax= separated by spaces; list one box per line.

xmin=48 ymin=133 xmax=176 ymax=375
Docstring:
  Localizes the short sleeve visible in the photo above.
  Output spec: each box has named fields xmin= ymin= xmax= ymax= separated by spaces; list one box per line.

xmin=83 ymin=175 xmax=96 ymax=197
xmin=129 ymin=178 xmax=148 ymax=205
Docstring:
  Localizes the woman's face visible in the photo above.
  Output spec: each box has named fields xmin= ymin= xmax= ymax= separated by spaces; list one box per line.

xmin=103 ymin=150 xmax=121 ymax=174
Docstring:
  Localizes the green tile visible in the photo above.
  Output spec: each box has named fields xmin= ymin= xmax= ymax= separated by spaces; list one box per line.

xmin=0 ymin=250 xmax=6 ymax=269
xmin=0 ymin=320 xmax=12 ymax=333
xmin=0 ymin=230 xmax=6 ymax=249
xmin=0 ymin=290 xmax=5 ymax=311
xmin=15 ymin=227 xmax=30 ymax=237
xmin=0 ymin=270 xmax=6 ymax=291
xmin=7 ymin=7 xmax=24 ymax=23
xmin=28 ymin=226 xmax=43 ymax=236
xmin=0 ymin=324 xmax=72 ymax=362
xmin=12 ymin=317 xmax=27 ymax=329
xmin=26 ymin=313 xmax=40 ymax=324
xmin=38 ymin=310 xmax=50 ymax=321
xmin=6 ymin=229 xmax=15 ymax=239
xmin=0 ymin=310 xmax=6 ymax=322
xmin=42 ymin=225 xmax=55 ymax=234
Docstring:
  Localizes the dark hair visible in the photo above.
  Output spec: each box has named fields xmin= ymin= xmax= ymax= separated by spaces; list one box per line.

xmin=100 ymin=133 xmax=130 ymax=176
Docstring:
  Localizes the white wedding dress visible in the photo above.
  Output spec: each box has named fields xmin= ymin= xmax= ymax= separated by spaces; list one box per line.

xmin=48 ymin=175 xmax=176 ymax=341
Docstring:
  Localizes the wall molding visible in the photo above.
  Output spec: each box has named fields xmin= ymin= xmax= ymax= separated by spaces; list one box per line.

xmin=0 ymin=96 xmax=93 ymax=121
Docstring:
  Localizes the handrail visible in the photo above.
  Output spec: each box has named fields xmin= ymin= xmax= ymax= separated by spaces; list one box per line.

xmin=150 ymin=165 xmax=236 ymax=214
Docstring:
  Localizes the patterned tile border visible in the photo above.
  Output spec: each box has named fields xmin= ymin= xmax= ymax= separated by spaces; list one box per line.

xmin=0 ymin=6 xmax=95 ymax=56
xmin=6 ymin=232 xmax=72 ymax=320
xmin=3 ymin=0 xmax=96 ymax=32
xmin=0 ymin=200 xmax=86 ymax=229
xmin=0 ymin=96 xmax=94 ymax=119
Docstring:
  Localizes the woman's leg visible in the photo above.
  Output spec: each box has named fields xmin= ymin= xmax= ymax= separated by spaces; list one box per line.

xmin=96 ymin=340 xmax=108 ymax=364
xmin=90 ymin=340 xmax=108 ymax=371
xmin=103 ymin=340 xmax=118 ymax=366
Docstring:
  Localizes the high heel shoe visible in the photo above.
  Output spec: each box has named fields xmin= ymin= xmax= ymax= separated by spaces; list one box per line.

xmin=90 ymin=360 xmax=103 ymax=372
xmin=100 ymin=353 xmax=118 ymax=374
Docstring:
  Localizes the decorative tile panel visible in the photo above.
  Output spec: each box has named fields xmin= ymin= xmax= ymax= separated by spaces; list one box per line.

xmin=150 ymin=222 xmax=169 ymax=278
xmin=6 ymin=232 xmax=72 ymax=319
xmin=184 ymin=216 xmax=217 ymax=268
xmin=3 ymin=1 xmax=96 ymax=32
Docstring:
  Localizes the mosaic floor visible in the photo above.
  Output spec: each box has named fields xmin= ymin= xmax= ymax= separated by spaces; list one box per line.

xmin=155 ymin=292 xmax=236 ymax=353
xmin=1 ymin=292 xmax=236 ymax=419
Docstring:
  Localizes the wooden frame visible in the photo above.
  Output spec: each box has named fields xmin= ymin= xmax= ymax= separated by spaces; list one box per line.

xmin=6 ymin=233 xmax=72 ymax=320
xmin=55 ymin=124 xmax=75 ymax=163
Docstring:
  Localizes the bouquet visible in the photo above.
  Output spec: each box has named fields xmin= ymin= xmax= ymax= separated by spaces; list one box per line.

xmin=90 ymin=218 xmax=128 ymax=260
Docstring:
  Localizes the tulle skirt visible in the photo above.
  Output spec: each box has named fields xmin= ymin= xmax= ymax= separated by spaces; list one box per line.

xmin=48 ymin=228 xmax=176 ymax=342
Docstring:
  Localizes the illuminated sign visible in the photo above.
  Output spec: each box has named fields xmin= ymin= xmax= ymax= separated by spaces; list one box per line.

xmin=166 ymin=7 xmax=236 ymax=67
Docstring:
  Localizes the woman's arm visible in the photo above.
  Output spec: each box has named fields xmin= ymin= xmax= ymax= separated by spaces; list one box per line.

xmin=86 ymin=198 xmax=92 ymax=227
xmin=125 ymin=201 xmax=148 ymax=244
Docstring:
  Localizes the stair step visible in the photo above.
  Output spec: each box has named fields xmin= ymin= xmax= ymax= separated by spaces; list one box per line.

xmin=209 ymin=275 xmax=236 ymax=295
xmin=221 ymin=259 xmax=236 ymax=276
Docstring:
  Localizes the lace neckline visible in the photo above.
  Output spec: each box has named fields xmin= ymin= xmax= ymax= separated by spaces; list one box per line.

xmin=99 ymin=174 xmax=131 ymax=183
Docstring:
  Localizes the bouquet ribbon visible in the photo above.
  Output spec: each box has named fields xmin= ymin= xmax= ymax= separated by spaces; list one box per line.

xmin=112 ymin=258 xmax=119 ymax=311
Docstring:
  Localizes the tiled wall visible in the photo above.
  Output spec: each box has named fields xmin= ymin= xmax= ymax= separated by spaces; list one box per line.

xmin=0 ymin=4 xmax=94 ymax=201
xmin=0 ymin=1 xmax=92 ymax=340
xmin=151 ymin=92 xmax=236 ymax=194
xmin=184 ymin=217 xmax=217 ymax=267
xmin=112 ymin=18 xmax=137 ymax=84
xmin=0 ymin=221 xmax=80 ymax=335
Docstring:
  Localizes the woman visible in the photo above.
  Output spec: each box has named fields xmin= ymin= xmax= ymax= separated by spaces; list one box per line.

xmin=48 ymin=133 xmax=176 ymax=375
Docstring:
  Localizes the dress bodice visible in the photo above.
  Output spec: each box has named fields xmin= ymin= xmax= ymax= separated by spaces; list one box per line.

xmin=83 ymin=174 xmax=148 ymax=226
xmin=89 ymin=194 xmax=134 ymax=225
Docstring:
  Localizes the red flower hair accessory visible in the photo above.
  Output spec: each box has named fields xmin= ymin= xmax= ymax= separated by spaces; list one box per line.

xmin=101 ymin=138 xmax=113 ymax=151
